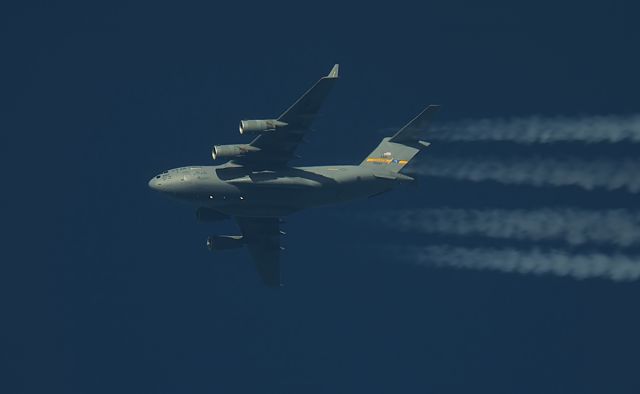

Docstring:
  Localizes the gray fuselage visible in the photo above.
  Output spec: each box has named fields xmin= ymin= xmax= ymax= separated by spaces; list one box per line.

xmin=148 ymin=164 xmax=402 ymax=217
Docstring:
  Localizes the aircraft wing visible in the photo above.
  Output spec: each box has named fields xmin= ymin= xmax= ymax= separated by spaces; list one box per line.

xmin=240 ymin=64 xmax=339 ymax=168
xmin=235 ymin=217 xmax=283 ymax=287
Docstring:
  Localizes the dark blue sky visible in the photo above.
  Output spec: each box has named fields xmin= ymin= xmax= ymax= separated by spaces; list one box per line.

xmin=3 ymin=1 xmax=640 ymax=393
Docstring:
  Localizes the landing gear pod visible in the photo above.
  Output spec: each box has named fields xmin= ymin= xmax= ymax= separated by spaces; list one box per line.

xmin=206 ymin=235 xmax=245 ymax=251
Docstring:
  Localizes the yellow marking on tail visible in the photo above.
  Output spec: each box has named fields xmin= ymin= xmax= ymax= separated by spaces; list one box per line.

xmin=366 ymin=158 xmax=409 ymax=165
xmin=366 ymin=158 xmax=391 ymax=163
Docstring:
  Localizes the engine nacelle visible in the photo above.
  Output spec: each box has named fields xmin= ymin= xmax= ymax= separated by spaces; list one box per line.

xmin=206 ymin=235 xmax=244 ymax=251
xmin=211 ymin=144 xmax=259 ymax=160
xmin=239 ymin=119 xmax=287 ymax=135
xmin=196 ymin=207 xmax=229 ymax=222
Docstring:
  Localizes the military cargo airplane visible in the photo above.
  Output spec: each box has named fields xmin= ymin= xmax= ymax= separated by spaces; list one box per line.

xmin=149 ymin=64 xmax=439 ymax=286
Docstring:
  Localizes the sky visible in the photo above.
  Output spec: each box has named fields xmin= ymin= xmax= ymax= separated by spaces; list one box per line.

xmin=2 ymin=1 xmax=640 ymax=393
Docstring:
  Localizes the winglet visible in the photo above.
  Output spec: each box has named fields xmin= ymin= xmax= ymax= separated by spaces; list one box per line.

xmin=326 ymin=64 xmax=339 ymax=79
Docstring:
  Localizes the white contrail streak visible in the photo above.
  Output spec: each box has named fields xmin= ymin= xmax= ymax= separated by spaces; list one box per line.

xmin=404 ymin=246 xmax=640 ymax=282
xmin=429 ymin=114 xmax=640 ymax=143
xmin=381 ymin=208 xmax=640 ymax=247
xmin=412 ymin=157 xmax=640 ymax=193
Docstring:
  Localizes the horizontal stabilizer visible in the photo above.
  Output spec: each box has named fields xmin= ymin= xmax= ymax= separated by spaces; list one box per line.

xmin=389 ymin=105 xmax=440 ymax=144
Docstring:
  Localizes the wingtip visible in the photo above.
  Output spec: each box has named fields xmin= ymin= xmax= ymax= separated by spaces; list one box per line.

xmin=327 ymin=64 xmax=339 ymax=78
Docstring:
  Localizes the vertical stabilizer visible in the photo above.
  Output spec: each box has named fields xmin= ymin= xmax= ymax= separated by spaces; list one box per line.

xmin=361 ymin=105 xmax=439 ymax=173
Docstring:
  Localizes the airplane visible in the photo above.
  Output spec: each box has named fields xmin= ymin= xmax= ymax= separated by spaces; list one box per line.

xmin=148 ymin=64 xmax=439 ymax=287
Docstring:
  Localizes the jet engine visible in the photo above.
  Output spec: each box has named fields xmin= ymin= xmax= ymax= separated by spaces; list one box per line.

xmin=196 ymin=207 xmax=229 ymax=222
xmin=206 ymin=235 xmax=245 ymax=251
xmin=211 ymin=144 xmax=259 ymax=160
xmin=239 ymin=119 xmax=287 ymax=135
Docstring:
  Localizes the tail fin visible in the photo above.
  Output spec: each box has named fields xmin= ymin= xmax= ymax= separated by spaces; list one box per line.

xmin=361 ymin=105 xmax=440 ymax=173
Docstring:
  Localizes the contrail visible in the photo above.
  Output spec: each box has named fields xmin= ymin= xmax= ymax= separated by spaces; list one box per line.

xmin=381 ymin=208 xmax=640 ymax=247
xmin=404 ymin=246 xmax=640 ymax=282
xmin=429 ymin=114 xmax=640 ymax=143
xmin=411 ymin=156 xmax=640 ymax=193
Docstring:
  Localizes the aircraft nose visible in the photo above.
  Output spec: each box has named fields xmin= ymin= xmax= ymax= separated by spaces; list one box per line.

xmin=148 ymin=176 xmax=161 ymax=191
